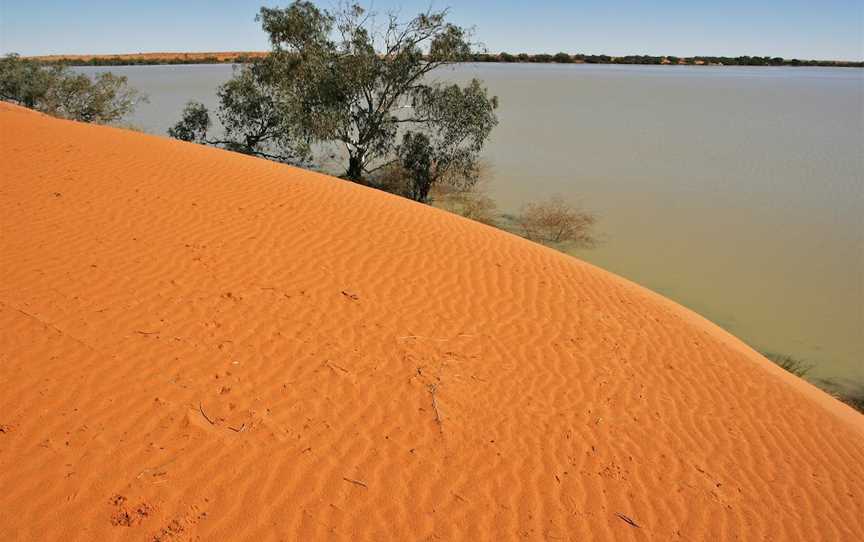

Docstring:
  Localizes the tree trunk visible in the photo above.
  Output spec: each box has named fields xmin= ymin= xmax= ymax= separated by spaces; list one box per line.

xmin=346 ymin=151 xmax=365 ymax=183
xmin=416 ymin=181 xmax=431 ymax=204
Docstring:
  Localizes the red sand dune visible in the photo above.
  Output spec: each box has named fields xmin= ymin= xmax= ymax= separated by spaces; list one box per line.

xmin=0 ymin=103 xmax=862 ymax=541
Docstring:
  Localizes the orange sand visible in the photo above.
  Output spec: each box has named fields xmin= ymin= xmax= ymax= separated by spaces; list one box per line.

xmin=1 ymin=103 xmax=862 ymax=541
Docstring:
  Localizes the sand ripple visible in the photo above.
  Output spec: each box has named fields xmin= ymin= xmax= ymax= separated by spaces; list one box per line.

xmin=1 ymin=103 xmax=862 ymax=541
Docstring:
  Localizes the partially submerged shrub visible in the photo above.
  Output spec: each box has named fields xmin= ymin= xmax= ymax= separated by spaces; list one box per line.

xmin=428 ymin=166 xmax=500 ymax=226
xmin=374 ymin=162 xmax=412 ymax=198
xmin=377 ymin=160 xmax=499 ymax=227
xmin=837 ymin=389 xmax=864 ymax=413
xmin=518 ymin=196 xmax=597 ymax=247
xmin=763 ymin=352 xmax=814 ymax=378
xmin=813 ymin=377 xmax=864 ymax=414
xmin=769 ymin=356 xmax=863 ymax=414
xmin=376 ymin=166 xmax=599 ymax=245
xmin=433 ymin=186 xmax=499 ymax=226
xmin=457 ymin=191 xmax=499 ymax=226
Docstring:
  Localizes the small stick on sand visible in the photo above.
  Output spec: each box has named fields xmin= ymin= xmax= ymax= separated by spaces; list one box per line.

xmin=137 ymin=458 xmax=177 ymax=479
xmin=343 ymin=477 xmax=368 ymax=489
xmin=615 ymin=513 xmax=640 ymax=528
xmin=198 ymin=402 xmax=216 ymax=425
xmin=136 ymin=330 xmax=160 ymax=335
xmin=228 ymin=423 xmax=246 ymax=433
xmin=326 ymin=361 xmax=349 ymax=373
xmin=428 ymin=384 xmax=443 ymax=431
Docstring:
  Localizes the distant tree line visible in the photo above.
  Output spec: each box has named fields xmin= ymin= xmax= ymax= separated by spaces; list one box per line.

xmin=48 ymin=55 xmax=256 ymax=67
xmin=471 ymin=53 xmax=863 ymax=67
xmin=34 ymin=52 xmax=863 ymax=68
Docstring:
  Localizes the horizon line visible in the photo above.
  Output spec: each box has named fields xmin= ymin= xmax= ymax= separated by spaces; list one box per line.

xmin=16 ymin=50 xmax=864 ymax=64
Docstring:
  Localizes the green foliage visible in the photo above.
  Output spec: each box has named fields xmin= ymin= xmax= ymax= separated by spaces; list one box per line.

xmin=0 ymin=54 xmax=59 ymax=108
xmin=170 ymin=2 xmax=499 ymax=200
xmin=168 ymin=102 xmax=211 ymax=142
xmin=0 ymin=54 xmax=145 ymax=123
xmin=43 ymin=71 xmax=142 ymax=123
xmin=170 ymin=59 xmax=311 ymax=162
xmin=398 ymin=132 xmax=435 ymax=201
xmin=395 ymin=79 xmax=499 ymax=202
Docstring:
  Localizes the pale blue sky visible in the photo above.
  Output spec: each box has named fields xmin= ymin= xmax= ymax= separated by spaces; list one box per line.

xmin=1 ymin=1 xmax=861 ymax=60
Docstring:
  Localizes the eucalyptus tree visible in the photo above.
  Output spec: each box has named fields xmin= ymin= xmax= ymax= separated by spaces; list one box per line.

xmin=169 ymin=57 xmax=311 ymax=163
xmin=170 ymin=2 xmax=499 ymax=202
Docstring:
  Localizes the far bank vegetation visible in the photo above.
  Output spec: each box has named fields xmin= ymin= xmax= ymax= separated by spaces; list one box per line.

xmin=30 ymin=52 xmax=864 ymax=69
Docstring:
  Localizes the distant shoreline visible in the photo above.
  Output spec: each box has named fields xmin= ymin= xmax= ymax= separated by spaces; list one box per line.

xmin=24 ymin=51 xmax=864 ymax=68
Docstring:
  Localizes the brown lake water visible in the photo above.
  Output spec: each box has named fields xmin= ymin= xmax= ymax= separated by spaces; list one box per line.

xmin=80 ymin=63 xmax=864 ymax=391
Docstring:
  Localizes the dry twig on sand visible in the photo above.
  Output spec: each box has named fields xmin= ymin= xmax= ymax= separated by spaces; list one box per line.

xmin=198 ymin=402 xmax=216 ymax=425
xmin=136 ymin=458 xmax=177 ymax=480
xmin=397 ymin=335 xmax=449 ymax=342
xmin=326 ymin=361 xmax=349 ymax=373
xmin=616 ymin=513 xmax=640 ymax=528
xmin=343 ymin=477 xmax=368 ymax=489
xmin=428 ymin=384 xmax=444 ymax=432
